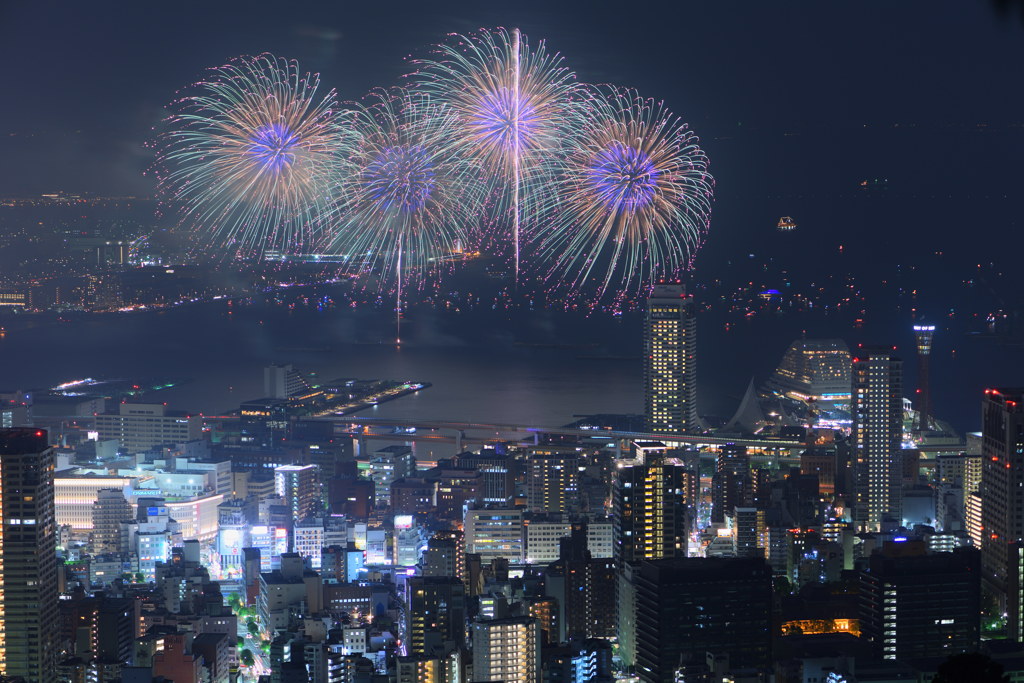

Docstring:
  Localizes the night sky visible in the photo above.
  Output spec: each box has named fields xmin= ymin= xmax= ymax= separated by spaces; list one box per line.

xmin=3 ymin=1 xmax=1024 ymax=260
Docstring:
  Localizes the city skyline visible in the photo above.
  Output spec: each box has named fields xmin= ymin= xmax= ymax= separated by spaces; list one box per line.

xmin=1 ymin=4 xmax=1023 ymax=683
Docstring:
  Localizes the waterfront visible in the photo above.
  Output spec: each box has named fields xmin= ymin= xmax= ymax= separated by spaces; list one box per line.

xmin=1 ymin=296 xmax=1021 ymax=440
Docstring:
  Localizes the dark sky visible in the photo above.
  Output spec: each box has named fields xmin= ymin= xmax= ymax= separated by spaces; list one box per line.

xmin=5 ymin=0 xmax=1024 ymax=274
xmin=2 ymin=1 xmax=1022 ymax=197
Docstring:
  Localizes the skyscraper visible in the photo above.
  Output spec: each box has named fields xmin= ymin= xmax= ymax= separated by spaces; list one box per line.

xmin=614 ymin=463 xmax=692 ymax=566
xmin=405 ymin=576 xmax=467 ymax=655
xmin=634 ymin=558 xmax=773 ymax=682
xmin=613 ymin=462 xmax=692 ymax=669
xmin=852 ymin=348 xmax=903 ymax=531
xmin=912 ymin=324 xmax=936 ymax=431
xmin=544 ymin=524 xmax=616 ymax=641
xmin=859 ymin=545 xmax=980 ymax=661
xmin=0 ymin=428 xmax=59 ymax=683
xmin=274 ymin=464 xmax=320 ymax=521
xmin=711 ymin=443 xmax=751 ymax=524
xmin=644 ymin=284 xmax=698 ymax=434
xmin=525 ymin=449 xmax=580 ymax=515
xmin=981 ymin=388 xmax=1024 ymax=631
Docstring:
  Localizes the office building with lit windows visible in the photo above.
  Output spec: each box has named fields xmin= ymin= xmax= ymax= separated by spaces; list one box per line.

xmin=471 ymin=616 xmax=541 ymax=683
xmin=275 ymin=464 xmax=320 ymax=521
xmin=643 ymin=284 xmax=698 ymax=434
xmin=465 ymin=507 xmax=525 ymax=564
xmin=0 ymin=428 xmax=59 ymax=683
xmin=852 ymin=348 xmax=903 ymax=531
xmin=525 ymin=449 xmax=580 ymax=515
xmin=981 ymin=388 xmax=1024 ymax=633
xmin=858 ymin=545 xmax=979 ymax=661
xmin=614 ymin=463 xmax=691 ymax=566
xmin=613 ymin=462 xmax=692 ymax=668
xmin=405 ymin=576 xmax=466 ymax=655
xmin=634 ymin=557 xmax=772 ymax=682
xmin=94 ymin=402 xmax=201 ymax=454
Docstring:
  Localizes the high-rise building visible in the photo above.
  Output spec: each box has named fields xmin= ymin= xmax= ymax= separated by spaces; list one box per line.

xmin=711 ymin=443 xmax=751 ymax=524
xmin=465 ymin=507 xmax=524 ymax=564
xmin=613 ymin=463 xmax=691 ymax=669
xmin=858 ymin=544 xmax=980 ymax=661
xmin=634 ymin=558 xmax=772 ymax=682
xmin=981 ymin=388 xmax=1024 ymax=630
xmin=643 ymin=284 xmax=698 ymax=434
xmin=471 ymin=617 xmax=541 ymax=683
xmin=613 ymin=463 xmax=690 ymax=565
xmin=0 ymin=428 xmax=59 ymax=683
xmin=453 ymin=451 xmax=515 ymax=505
xmin=327 ymin=476 xmax=374 ymax=518
xmin=90 ymin=488 xmax=132 ymax=554
xmin=264 ymin=363 xmax=310 ymax=399
xmin=732 ymin=507 xmax=766 ymax=558
xmin=912 ymin=324 xmax=936 ymax=431
xmin=852 ymin=348 xmax=903 ymax=531
xmin=544 ymin=524 xmax=615 ymax=641
xmin=94 ymin=402 xmax=202 ymax=453
xmin=405 ymin=576 xmax=466 ymax=655
xmin=431 ymin=468 xmax=483 ymax=520
xmin=422 ymin=530 xmax=465 ymax=582
xmin=275 ymin=464 xmax=320 ymax=521
xmin=391 ymin=478 xmax=436 ymax=516
xmin=368 ymin=446 xmax=416 ymax=507
xmin=525 ymin=449 xmax=580 ymax=515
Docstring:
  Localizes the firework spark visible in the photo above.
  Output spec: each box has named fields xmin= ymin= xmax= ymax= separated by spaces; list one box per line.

xmin=410 ymin=27 xmax=582 ymax=282
xmin=154 ymin=54 xmax=353 ymax=257
xmin=532 ymin=87 xmax=714 ymax=301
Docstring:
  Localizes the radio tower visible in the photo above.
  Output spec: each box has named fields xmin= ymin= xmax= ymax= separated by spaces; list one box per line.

xmin=912 ymin=324 xmax=936 ymax=431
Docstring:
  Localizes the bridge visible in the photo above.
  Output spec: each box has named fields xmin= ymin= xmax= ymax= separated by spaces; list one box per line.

xmin=322 ymin=415 xmax=966 ymax=458
xmin=321 ymin=415 xmax=809 ymax=453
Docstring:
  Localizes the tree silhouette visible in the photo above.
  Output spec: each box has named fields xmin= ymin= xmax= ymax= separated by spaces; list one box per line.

xmin=932 ymin=653 xmax=1008 ymax=683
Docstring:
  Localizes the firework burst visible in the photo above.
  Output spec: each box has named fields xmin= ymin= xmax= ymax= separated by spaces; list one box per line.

xmin=154 ymin=54 xmax=353 ymax=257
xmin=533 ymin=87 xmax=713 ymax=300
xmin=410 ymin=27 xmax=582 ymax=280
xmin=324 ymin=88 xmax=484 ymax=337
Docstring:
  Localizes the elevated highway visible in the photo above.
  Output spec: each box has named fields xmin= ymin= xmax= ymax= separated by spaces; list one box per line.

xmin=323 ymin=415 xmax=808 ymax=450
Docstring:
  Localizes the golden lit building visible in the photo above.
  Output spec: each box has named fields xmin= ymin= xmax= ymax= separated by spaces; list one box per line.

xmin=644 ymin=285 xmax=698 ymax=434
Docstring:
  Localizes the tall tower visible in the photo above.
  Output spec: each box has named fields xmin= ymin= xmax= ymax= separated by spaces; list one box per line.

xmin=912 ymin=324 xmax=935 ymax=431
xmin=981 ymin=389 xmax=1024 ymax=635
xmin=852 ymin=349 xmax=903 ymax=531
xmin=644 ymin=284 xmax=698 ymax=434
xmin=0 ymin=428 xmax=58 ymax=683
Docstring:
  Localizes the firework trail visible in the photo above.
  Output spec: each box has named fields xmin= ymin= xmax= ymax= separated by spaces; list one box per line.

xmin=154 ymin=54 xmax=353 ymax=257
xmin=532 ymin=86 xmax=713 ymax=301
xmin=410 ymin=27 xmax=581 ymax=285
xmin=325 ymin=88 xmax=484 ymax=342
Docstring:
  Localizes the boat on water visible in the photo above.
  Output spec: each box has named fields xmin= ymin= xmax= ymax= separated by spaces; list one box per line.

xmin=777 ymin=216 xmax=797 ymax=231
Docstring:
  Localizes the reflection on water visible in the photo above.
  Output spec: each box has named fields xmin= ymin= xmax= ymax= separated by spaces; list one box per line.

xmin=0 ymin=299 xmax=1020 ymax=438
